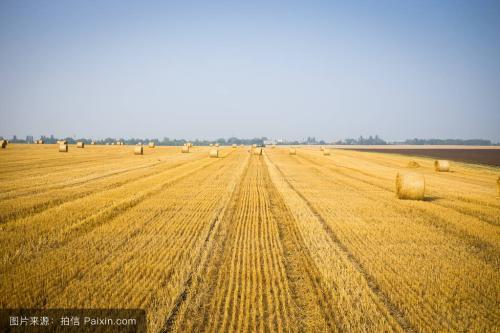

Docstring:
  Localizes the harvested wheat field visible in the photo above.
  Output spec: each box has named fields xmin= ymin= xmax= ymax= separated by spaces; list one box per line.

xmin=0 ymin=144 xmax=499 ymax=332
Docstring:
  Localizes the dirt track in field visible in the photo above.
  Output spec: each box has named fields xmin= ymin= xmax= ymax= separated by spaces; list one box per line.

xmin=347 ymin=148 xmax=500 ymax=166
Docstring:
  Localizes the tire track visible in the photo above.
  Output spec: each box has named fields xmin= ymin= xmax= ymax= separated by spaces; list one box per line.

xmin=161 ymin=153 xmax=251 ymax=333
xmin=169 ymin=155 xmax=296 ymax=332
xmin=265 ymin=152 xmax=415 ymax=333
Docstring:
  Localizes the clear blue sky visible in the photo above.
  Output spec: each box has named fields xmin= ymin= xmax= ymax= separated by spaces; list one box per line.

xmin=1 ymin=0 xmax=499 ymax=141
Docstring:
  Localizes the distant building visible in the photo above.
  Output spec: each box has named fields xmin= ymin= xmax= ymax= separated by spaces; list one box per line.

xmin=264 ymin=139 xmax=276 ymax=145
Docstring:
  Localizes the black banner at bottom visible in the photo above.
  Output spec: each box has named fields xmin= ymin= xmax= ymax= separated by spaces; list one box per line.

xmin=0 ymin=309 xmax=146 ymax=333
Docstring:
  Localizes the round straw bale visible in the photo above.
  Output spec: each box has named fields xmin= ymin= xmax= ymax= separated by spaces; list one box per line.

xmin=323 ymin=148 xmax=330 ymax=156
xmin=253 ymin=148 xmax=262 ymax=155
xmin=320 ymin=146 xmax=324 ymax=151
xmin=76 ymin=141 xmax=85 ymax=148
xmin=1 ymin=140 xmax=7 ymax=148
xmin=182 ymin=146 xmax=190 ymax=153
xmin=215 ymin=143 xmax=219 ymax=147
xmin=91 ymin=141 xmax=95 ymax=145
xmin=407 ymin=160 xmax=420 ymax=168
xmin=434 ymin=160 xmax=450 ymax=172
xmin=209 ymin=149 xmax=219 ymax=158
xmin=252 ymin=144 xmax=257 ymax=148
xmin=134 ymin=146 xmax=143 ymax=155
xmin=497 ymin=176 xmax=500 ymax=196
xmin=149 ymin=142 xmax=155 ymax=148
xmin=289 ymin=148 xmax=296 ymax=155
xmin=396 ymin=172 xmax=425 ymax=200
xmin=271 ymin=144 xmax=276 ymax=148
xmin=232 ymin=144 xmax=237 ymax=148
xmin=59 ymin=143 xmax=68 ymax=152
xmin=209 ymin=143 xmax=213 ymax=147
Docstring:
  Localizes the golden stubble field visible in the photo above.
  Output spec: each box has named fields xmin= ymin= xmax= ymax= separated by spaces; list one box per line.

xmin=0 ymin=144 xmax=499 ymax=332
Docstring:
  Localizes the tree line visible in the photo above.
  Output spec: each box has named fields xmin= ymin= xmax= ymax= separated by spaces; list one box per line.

xmin=1 ymin=134 xmax=494 ymax=146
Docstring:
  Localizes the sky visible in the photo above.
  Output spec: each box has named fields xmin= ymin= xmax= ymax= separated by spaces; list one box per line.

xmin=1 ymin=0 xmax=499 ymax=142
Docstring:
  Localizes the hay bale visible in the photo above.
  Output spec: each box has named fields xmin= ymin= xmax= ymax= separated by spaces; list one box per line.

xmin=434 ymin=160 xmax=450 ymax=172
xmin=323 ymin=148 xmax=330 ymax=156
xmin=1 ymin=140 xmax=7 ymax=148
xmin=59 ymin=143 xmax=68 ymax=152
xmin=209 ymin=143 xmax=213 ymax=147
xmin=396 ymin=172 xmax=425 ymax=200
xmin=91 ymin=141 xmax=95 ymax=145
xmin=253 ymin=148 xmax=262 ymax=155
xmin=209 ymin=149 xmax=219 ymax=158
xmin=188 ymin=142 xmax=193 ymax=147
xmin=149 ymin=142 xmax=155 ymax=148
xmin=289 ymin=148 xmax=296 ymax=155
xmin=182 ymin=146 xmax=190 ymax=153
xmin=271 ymin=144 xmax=276 ymax=148
xmin=320 ymin=146 xmax=324 ymax=151
xmin=134 ymin=146 xmax=143 ymax=155
xmin=215 ymin=143 xmax=219 ymax=147
xmin=252 ymin=144 xmax=257 ymax=148
xmin=76 ymin=141 xmax=85 ymax=148
xmin=232 ymin=144 xmax=237 ymax=148
xmin=407 ymin=160 xmax=420 ymax=168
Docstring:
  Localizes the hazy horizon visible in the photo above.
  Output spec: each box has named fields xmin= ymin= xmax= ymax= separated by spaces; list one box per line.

xmin=1 ymin=1 xmax=500 ymax=142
